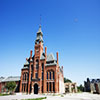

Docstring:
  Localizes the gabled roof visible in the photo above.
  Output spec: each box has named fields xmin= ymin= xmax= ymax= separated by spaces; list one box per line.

xmin=37 ymin=25 xmax=43 ymax=34
xmin=0 ymin=77 xmax=5 ymax=82
xmin=22 ymin=66 xmax=29 ymax=70
xmin=1 ymin=76 xmax=20 ymax=82
xmin=46 ymin=53 xmax=55 ymax=62
xmin=45 ymin=60 xmax=57 ymax=66
xmin=24 ymin=60 xmax=29 ymax=65
xmin=40 ymin=52 xmax=45 ymax=60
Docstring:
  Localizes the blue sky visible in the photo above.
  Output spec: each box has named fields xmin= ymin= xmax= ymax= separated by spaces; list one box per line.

xmin=0 ymin=0 xmax=100 ymax=85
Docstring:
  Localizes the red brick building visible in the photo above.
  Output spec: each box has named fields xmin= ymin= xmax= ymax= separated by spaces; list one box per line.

xmin=0 ymin=76 xmax=20 ymax=93
xmin=20 ymin=25 xmax=65 ymax=94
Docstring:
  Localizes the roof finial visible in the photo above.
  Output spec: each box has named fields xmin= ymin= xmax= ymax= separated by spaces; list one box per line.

xmin=40 ymin=14 xmax=42 ymax=27
xmin=37 ymin=14 xmax=42 ymax=33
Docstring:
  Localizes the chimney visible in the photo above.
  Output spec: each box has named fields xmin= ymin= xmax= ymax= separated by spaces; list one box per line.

xmin=62 ymin=66 xmax=63 ymax=70
xmin=26 ymin=58 xmax=28 ymax=61
xmin=30 ymin=50 xmax=32 ymax=58
xmin=45 ymin=47 xmax=47 ymax=57
xmin=61 ymin=66 xmax=63 ymax=72
xmin=56 ymin=52 xmax=59 ymax=64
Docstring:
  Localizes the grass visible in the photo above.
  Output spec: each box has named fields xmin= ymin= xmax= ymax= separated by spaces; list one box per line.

xmin=21 ymin=97 xmax=47 ymax=100
xmin=0 ymin=93 xmax=10 ymax=96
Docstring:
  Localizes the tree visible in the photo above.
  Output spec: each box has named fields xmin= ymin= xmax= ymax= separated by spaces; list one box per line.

xmin=5 ymin=81 xmax=16 ymax=94
xmin=77 ymin=84 xmax=84 ymax=92
xmin=64 ymin=77 xmax=72 ymax=83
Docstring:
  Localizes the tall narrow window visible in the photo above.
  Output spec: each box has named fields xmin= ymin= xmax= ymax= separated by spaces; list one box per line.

xmin=23 ymin=74 xmax=24 ymax=80
xmin=22 ymin=84 xmax=23 ymax=92
xmin=36 ymin=59 xmax=39 ymax=70
xmin=27 ymin=73 xmax=29 ymax=81
xmin=25 ymin=74 xmax=26 ymax=80
xmin=53 ymin=82 xmax=55 ymax=92
xmin=42 ymin=63 xmax=44 ymax=71
xmin=50 ymin=72 xmax=51 ymax=80
xmin=47 ymin=72 xmax=48 ymax=80
xmin=24 ymin=84 xmax=25 ymax=92
xmin=42 ymin=72 xmax=43 ymax=80
xmin=47 ymin=82 xmax=48 ymax=92
xmin=31 ymin=65 xmax=33 ymax=71
xmin=50 ymin=82 xmax=51 ymax=91
xmin=31 ymin=73 xmax=32 ymax=80
xmin=35 ymin=73 xmax=38 ymax=78
xmin=53 ymin=71 xmax=54 ymax=80
xmin=42 ymin=86 xmax=43 ymax=93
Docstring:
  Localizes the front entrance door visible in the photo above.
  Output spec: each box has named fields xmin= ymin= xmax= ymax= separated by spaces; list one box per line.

xmin=34 ymin=84 xmax=38 ymax=94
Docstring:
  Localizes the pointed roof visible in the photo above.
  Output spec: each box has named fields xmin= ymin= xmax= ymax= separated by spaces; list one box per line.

xmin=37 ymin=25 xmax=42 ymax=34
xmin=24 ymin=60 xmax=29 ymax=65
xmin=46 ymin=53 xmax=55 ymax=62
xmin=35 ymin=24 xmax=43 ymax=44
xmin=0 ymin=77 xmax=5 ymax=82
xmin=40 ymin=52 xmax=45 ymax=60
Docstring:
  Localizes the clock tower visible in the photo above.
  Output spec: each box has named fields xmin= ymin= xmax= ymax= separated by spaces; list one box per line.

xmin=34 ymin=25 xmax=43 ymax=58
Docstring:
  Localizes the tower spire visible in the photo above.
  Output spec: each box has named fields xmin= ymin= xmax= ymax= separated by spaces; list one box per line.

xmin=35 ymin=15 xmax=43 ymax=44
xmin=37 ymin=14 xmax=42 ymax=33
xmin=40 ymin=14 xmax=41 ymax=27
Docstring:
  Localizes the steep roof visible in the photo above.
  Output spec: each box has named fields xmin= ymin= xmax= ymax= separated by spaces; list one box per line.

xmin=40 ymin=52 xmax=45 ymax=60
xmin=24 ymin=60 xmax=29 ymax=65
xmin=37 ymin=25 xmax=43 ymax=34
xmin=46 ymin=60 xmax=57 ymax=66
xmin=35 ymin=25 xmax=43 ymax=44
xmin=46 ymin=53 xmax=55 ymax=62
xmin=1 ymin=76 xmax=20 ymax=82
xmin=22 ymin=66 xmax=29 ymax=70
xmin=0 ymin=77 xmax=5 ymax=82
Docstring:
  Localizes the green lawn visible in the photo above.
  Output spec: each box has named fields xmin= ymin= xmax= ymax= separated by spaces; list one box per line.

xmin=21 ymin=97 xmax=47 ymax=100
xmin=0 ymin=93 xmax=9 ymax=96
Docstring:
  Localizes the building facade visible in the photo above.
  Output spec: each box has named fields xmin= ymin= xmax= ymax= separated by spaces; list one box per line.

xmin=0 ymin=76 xmax=20 ymax=93
xmin=65 ymin=82 xmax=77 ymax=93
xmin=84 ymin=78 xmax=100 ymax=94
xmin=20 ymin=25 xmax=65 ymax=94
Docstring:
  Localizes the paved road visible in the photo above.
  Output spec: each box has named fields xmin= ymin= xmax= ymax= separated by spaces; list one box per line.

xmin=0 ymin=93 xmax=100 ymax=100
xmin=0 ymin=94 xmax=45 ymax=100
xmin=47 ymin=93 xmax=100 ymax=100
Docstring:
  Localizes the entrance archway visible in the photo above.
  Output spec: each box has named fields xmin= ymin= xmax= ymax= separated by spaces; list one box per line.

xmin=34 ymin=83 xmax=38 ymax=94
